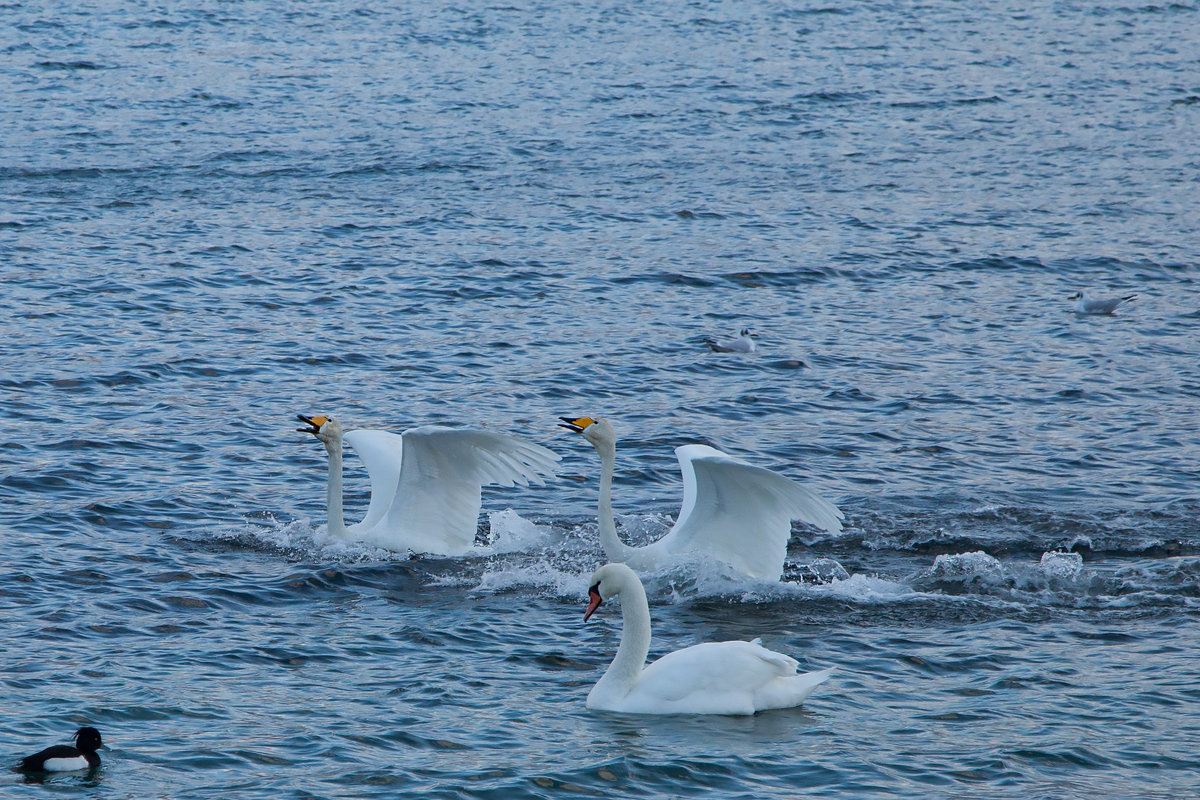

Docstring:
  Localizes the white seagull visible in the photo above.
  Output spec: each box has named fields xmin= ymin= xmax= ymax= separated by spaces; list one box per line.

xmin=298 ymin=414 xmax=558 ymax=555
xmin=559 ymin=416 xmax=843 ymax=580
xmin=704 ymin=328 xmax=757 ymax=353
xmin=1070 ymin=290 xmax=1137 ymax=315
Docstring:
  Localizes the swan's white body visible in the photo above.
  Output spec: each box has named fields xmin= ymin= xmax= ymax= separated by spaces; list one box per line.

xmin=299 ymin=415 xmax=559 ymax=555
xmin=1070 ymin=290 xmax=1137 ymax=314
xmin=561 ymin=417 xmax=843 ymax=580
xmin=705 ymin=328 xmax=757 ymax=353
xmin=584 ymin=563 xmax=831 ymax=714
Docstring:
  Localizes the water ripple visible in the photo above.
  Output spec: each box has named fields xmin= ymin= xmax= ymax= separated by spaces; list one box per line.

xmin=3 ymin=0 xmax=1200 ymax=796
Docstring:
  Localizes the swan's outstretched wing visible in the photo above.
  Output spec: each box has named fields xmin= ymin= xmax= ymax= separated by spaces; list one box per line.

xmin=343 ymin=429 xmax=407 ymax=531
xmin=381 ymin=427 xmax=559 ymax=555
xmin=662 ymin=445 xmax=843 ymax=579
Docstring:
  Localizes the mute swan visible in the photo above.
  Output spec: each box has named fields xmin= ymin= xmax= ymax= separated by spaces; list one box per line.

xmin=298 ymin=414 xmax=559 ymax=555
xmin=705 ymin=328 xmax=757 ymax=353
xmin=583 ymin=563 xmax=832 ymax=714
xmin=1069 ymin=290 xmax=1137 ymax=314
xmin=559 ymin=416 xmax=843 ymax=580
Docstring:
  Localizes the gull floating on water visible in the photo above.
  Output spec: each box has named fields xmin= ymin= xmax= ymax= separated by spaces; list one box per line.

xmin=1069 ymin=290 xmax=1137 ymax=315
xmin=705 ymin=328 xmax=757 ymax=353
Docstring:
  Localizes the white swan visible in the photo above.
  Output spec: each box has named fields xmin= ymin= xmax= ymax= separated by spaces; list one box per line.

xmin=583 ymin=562 xmax=832 ymax=714
xmin=1070 ymin=289 xmax=1137 ymax=314
xmin=298 ymin=414 xmax=559 ymax=555
xmin=559 ymin=416 xmax=843 ymax=580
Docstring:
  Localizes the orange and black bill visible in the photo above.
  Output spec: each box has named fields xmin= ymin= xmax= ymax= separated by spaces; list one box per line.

xmin=584 ymin=582 xmax=603 ymax=621
xmin=559 ymin=416 xmax=596 ymax=434
xmin=297 ymin=414 xmax=328 ymax=435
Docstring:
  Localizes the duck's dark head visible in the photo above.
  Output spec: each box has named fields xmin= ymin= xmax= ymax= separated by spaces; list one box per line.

xmin=73 ymin=727 xmax=102 ymax=753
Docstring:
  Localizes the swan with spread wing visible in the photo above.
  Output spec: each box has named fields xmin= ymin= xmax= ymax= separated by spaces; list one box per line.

xmin=559 ymin=416 xmax=842 ymax=580
xmin=298 ymin=414 xmax=559 ymax=555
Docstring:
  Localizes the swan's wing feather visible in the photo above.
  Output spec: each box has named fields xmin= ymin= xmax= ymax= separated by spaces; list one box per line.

xmin=383 ymin=427 xmax=559 ymax=554
xmin=633 ymin=641 xmax=798 ymax=706
xmin=671 ymin=444 xmax=724 ymax=533
xmin=342 ymin=429 xmax=406 ymax=530
xmin=664 ymin=448 xmax=843 ymax=579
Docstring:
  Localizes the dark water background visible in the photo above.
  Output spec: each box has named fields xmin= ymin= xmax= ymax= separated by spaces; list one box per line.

xmin=2 ymin=0 xmax=1199 ymax=797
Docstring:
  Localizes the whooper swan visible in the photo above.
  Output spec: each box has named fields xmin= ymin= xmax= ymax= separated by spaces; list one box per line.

xmin=559 ymin=416 xmax=842 ymax=580
xmin=298 ymin=414 xmax=558 ymax=555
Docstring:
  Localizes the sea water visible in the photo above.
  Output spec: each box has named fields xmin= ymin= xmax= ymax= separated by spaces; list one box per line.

xmin=2 ymin=0 xmax=1198 ymax=797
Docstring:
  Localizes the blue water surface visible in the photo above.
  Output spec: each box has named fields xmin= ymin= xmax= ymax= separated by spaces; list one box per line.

xmin=2 ymin=0 xmax=1199 ymax=797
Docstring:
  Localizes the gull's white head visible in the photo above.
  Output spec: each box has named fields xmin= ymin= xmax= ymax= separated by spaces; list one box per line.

xmin=1069 ymin=291 xmax=1085 ymax=300
xmin=558 ymin=415 xmax=616 ymax=450
xmin=297 ymin=414 xmax=344 ymax=449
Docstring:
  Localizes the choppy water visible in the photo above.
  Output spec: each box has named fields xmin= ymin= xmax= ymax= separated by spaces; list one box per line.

xmin=3 ymin=0 xmax=1199 ymax=797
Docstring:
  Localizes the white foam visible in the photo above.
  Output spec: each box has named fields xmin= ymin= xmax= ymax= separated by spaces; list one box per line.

xmin=482 ymin=509 xmax=554 ymax=553
xmin=1039 ymin=550 xmax=1084 ymax=579
xmin=630 ymin=557 xmax=924 ymax=605
xmin=473 ymin=561 xmax=592 ymax=597
xmin=208 ymin=516 xmax=414 ymax=563
xmin=796 ymin=557 xmax=851 ymax=584
xmin=613 ymin=512 xmax=675 ymax=546
xmin=730 ymin=571 xmax=924 ymax=605
xmin=928 ymin=551 xmax=1005 ymax=580
xmin=802 ymin=572 xmax=919 ymax=602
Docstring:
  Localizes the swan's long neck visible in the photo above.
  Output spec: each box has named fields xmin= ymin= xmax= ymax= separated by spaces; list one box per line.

xmin=595 ymin=440 xmax=632 ymax=562
xmin=597 ymin=576 xmax=652 ymax=696
xmin=324 ymin=438 xmax=349 ymax=539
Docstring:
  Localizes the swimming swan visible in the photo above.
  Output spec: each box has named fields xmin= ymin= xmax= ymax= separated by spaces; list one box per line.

xmin=559 ymin=416 xmax=843 ymax=580
xmin=298 ymin=414 xmax=559 ymax=555
xmin=583 ymin=562 xmax=832 ymax=714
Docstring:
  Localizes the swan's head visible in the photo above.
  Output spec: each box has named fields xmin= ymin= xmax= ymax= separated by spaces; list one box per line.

xmin=297 ymin=414 xmax=344 ymax=448
xmin=558 ymin=415 xmax=616 ymax=450
xmin=584 ymin=562 xmax=638 ymax=621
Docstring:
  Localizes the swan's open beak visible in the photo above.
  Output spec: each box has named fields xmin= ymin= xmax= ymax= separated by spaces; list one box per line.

xmin=584 ymin=582 xmax=603 ymax=621
xmin=297 ymin=414 xmax=329 ymax=435
xmin=559 ymin=416 xmax=596 ymax=434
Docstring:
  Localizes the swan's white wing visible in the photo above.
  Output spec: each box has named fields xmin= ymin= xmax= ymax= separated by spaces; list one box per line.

xmin=342 ymin=428 xmax=406 ymax=531
xmin=624 ymin=641 xmax=800 ymax=714
xmin=672 ymin=444 xmax=723 ymax=534
xmin=380 ymin=427 xmax=559 ymax=555
xmin=663 ymin=445 xmax=843 ymax=579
